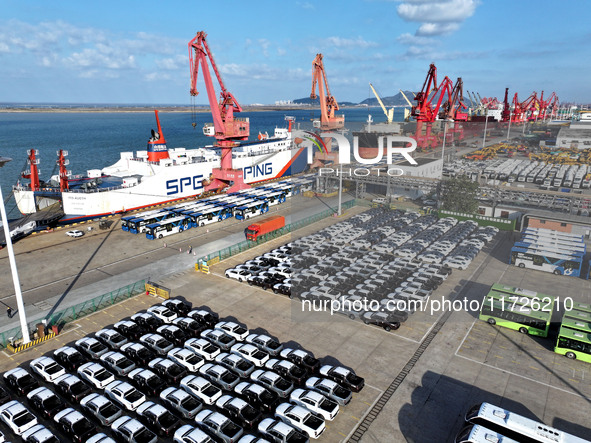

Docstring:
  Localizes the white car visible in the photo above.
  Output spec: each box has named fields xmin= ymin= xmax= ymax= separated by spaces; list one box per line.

xmin=0 ymin=400 xmax=38 ymax=435
xmin=250 ymin=370 xmax=293 ymax=398
xmin=290 ymin=388 xmax=339 ymax=421
xmin=180 ymin=375 xmax=223 ymax=405
xmin=88 ymin=433 xmax=117 ymax=443
xmin=80 ymin=393 xmax=123 ymax=426
xmin=195 ymin=409 xmax=244 ymax=443
xmin=443 ymin=257 xmax=471 ymax=270
xmin=305 ymin=377 xmax=351 ymax=406
xmin=173 ymin=424 xmax=212 ymax=443
xmin=199 ymin=363 xmax=240 ymax=391
xmin=111 ymin=416 xmax=157 ymax=443
xmin=160 ymin=387 xmax=203 ymax=420
xmin=147 ymin=305 xmax=178 ymax=323
xmin=215 ymin=321 xmax=249 ymax=341
xmin=231 ymin=343 xmax=270 ymax=367
xmin=22 ymin=424 xmax=59 ymax=443
xmin=225 ymin=268 xmax=251 ymax=282
xmin=100 ymin=351 xmax=136 ymax=376
xmin=29 ymin=357 xmax=66 ymax=383
xmin=275 ymin=402 xmax=325 ymax=439
xmin=78 ymin=362 xmax=116 ymax=389
xmin=258 ymin=418 xmax=307 ymax=443
xmin=168 ymin=347 xmax=205 ymax=372
xmin=245 ymin=334 xmax=283 ymax=356
xmin=66 ymin=230 xmax=84 ymax=238
xmin=185 ymin=337 xmax=221 ymax=360
xmin=104 ymin=380 xmax=146 ymax=411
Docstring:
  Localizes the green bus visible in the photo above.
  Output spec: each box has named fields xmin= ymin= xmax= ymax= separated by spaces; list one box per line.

xmin=555 ymin=311 xmax=591 ymax=363
xmin=479 ymin=289 xmax=555 ymax=337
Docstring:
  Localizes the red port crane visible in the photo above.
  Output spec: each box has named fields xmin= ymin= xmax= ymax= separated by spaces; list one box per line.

xmin=440 ymin=77 xmax=468 ymax=143
xmin=501 ymin=88 xmax=511 ymax=123
xmin=21 ymin=149 xmax=40 ymax=191
xmin=188 ymin=31 xmax=250 ymax=193
xmin=310 ymin=54 xmax=344 ymax=131
xmin=411 ymin=63 xmax=454 ymax=149
xmin=540 ymin=92 xmax=559 ymax=120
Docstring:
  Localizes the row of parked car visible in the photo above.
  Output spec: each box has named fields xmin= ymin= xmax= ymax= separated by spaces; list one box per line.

xmin=0 ymin=298 xmax=363 ymax=443
xmin=221 ymin=208 xmax=497 ymax=332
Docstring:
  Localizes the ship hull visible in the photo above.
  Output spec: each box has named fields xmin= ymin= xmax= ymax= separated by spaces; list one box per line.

xmin=14 ymin=144 xmax=309 ymax=222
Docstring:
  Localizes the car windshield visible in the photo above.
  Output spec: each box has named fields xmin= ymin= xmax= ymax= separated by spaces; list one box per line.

xmin=180 ymin=396 xmax=199 ymax=410
xmin=72 ymin=418 xmax=93 ymax=435
xmin=162 ymin=310 xmax=175 ymax=318
xmin=99 ymin=403 xmax=120 ymax=418
xmin=13 ymin=410 xmax=35 ymax=426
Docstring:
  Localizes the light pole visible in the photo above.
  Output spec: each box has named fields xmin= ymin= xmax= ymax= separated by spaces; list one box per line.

xmin=506 ymin=111 xmax=512 ymax=140
xmin=441 ymin=120 xmax=448 ymax=162
xmin=482 ymin=110 xmax=489 ymax=149
xmin=0 ymin=157 xmax=30 ymax=344
xmin=337 ymin=162 xmax=343 ymax=216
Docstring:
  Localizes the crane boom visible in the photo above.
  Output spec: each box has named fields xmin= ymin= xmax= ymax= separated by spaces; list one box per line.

xmin=369 ymin=83 xmax=393 ymax=123
xmin=399 ymin=89 xmax=414 ymax=107
xmin=311 ymin=54 xmax=344 ymax=130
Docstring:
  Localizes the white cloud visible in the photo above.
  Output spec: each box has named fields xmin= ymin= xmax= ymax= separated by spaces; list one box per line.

xmin=296 ymin=1 xmax=315 ymax=9
xmin=397 ymin=0 xmax=479 ymax=36
xmin=396 ymin=33 xmax=437 ymax=45
xmin=155 ymin=54 xmax=187 ymax=70
xmin=258 ymin=38 xmax=270 ymax=57
xmin=323 ymin=36 xmax=378 ymax=49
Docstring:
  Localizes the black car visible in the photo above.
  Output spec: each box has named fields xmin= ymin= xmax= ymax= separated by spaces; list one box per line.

xmin=266 ymin=359 xmax=308 ymax=386
xmin=217 ymin=395 xmax=261 ymax=429
xmin=27 ymin=387 xmax=66 ymax=419
xmin=120 ymin=342 xmax=157 ymax=367
xmin=53 ymin=346 xmax=88 ymax=372
xmin=272 ymin=283 xmax=291 ymax=297
xmin=4 ymin=368 xmax=39 ymax=395
xmin=173 ymin=317 xmax=207 ymax=338
xmin=148 ymin=358 xmax=188 ymax=385
xmin=280 ymin=348 xmax=320 ymax=373
xmin=131 ymin=313 xmax=164 ymax=333
xmin=235 ymin=382 xmax=279 ymax=413
xmin=156 ymin=325 xmax=187 ymax=347
xmin=188 ymin=309 xmax=219 ymax=329
xmin=54 ymin=374 xmax=93 ymax=402
xmin=137 ymin=401 xmax=182 ymax=437
xmin=362 ymin=311 xmax=407 ymax=331
xmin=54 ymin=409 xmax=95 ymax=443
xmin=162 ymin=299 xmax=191 ymax=316
xmin=113 ymin=321 xmax=143 ymax=341
xmin=0 ymin=385 xmax=10 ymax=404
xmin=319 ymin=365 xmax=365 ymax=393
xmin=128 ymin=368 xmax=166 ymax=397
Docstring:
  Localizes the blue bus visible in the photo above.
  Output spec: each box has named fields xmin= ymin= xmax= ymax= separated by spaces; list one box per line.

xmin=145 ymin=215 xmax=191 ymax=240
xmin=189 ymin=205 xmax=233 ymax=227
xmin=235 ymin=200 xmax=270 ymax=220
xmin=127 ymin=211 xmax=177 ymax=234
xmin=121 ymin=209 xmax=165 ymax=232
xmin=510 ymin=244 xmax=584 ymax=277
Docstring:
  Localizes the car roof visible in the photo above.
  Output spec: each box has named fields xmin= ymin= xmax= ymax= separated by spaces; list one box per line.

xmin=5 ymin=367 xmax=30 ymax=377
xmin=28 ymin=386 xmax=55 ymax=400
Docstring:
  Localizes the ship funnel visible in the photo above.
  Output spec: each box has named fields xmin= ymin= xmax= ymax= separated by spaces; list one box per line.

xmin=147 ymin=110 xmax=169 ymax=162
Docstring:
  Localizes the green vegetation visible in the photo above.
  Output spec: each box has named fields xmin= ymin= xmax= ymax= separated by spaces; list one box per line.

xmin=440 ymin=175 xmax=479 ymax=213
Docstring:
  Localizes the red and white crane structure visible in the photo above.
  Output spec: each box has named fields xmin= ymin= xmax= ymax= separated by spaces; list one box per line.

xmin=188 ymin=31 xmax=251 ymax=193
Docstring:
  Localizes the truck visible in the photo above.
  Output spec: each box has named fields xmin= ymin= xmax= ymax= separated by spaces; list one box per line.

xmin=245 ymin=215 xmax=285 ymax=241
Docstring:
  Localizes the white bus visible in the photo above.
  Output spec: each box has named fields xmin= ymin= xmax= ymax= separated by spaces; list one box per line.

xmin=465 ymin=403 xmax=589 ymax=443
xmin=523 ymin=228 xmax=583 ymax=242
xmin=511 ymin=245 xmax=583 ymax=277
xmin=235 ymin=200 xmax=270 ymax=220
xmin=145 ymin=215 xmax=191 ymax=240
xmin=260 ymin=189 xmax=286 ymax=206
xmin=189 ymin=204 xmax=232 ymax=227
xmin=456 ymin=424 xmax=519 ymax=443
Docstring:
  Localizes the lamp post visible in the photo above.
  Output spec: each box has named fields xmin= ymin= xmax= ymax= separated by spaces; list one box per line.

xmin=441 ymin=120 xmax=448 ymax=162
xmin=506 ymin=111 xmax=512 ymax=140
xmin=482 ymin=110 xmax=489 ymax=149
xmin=0 ymin=157 xmax=30 ymax=344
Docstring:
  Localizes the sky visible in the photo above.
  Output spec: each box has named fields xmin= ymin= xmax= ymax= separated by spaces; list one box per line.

xmin=0 ymin=0 xmax=590 ymax=105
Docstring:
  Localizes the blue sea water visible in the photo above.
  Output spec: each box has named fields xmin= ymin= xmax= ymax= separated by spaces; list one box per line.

xmin=0 ymin=106 xmax=406 ymax=216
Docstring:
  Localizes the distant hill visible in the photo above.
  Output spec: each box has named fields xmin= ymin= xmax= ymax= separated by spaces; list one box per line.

xmin=292 ymin=96 xmax=358 ymax=106
xmin=359 ymin=90 xmax=417 ymax=107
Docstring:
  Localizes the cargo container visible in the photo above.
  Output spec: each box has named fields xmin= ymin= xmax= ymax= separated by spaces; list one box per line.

xmin=245 ymin=215 xmax=285 ymax=241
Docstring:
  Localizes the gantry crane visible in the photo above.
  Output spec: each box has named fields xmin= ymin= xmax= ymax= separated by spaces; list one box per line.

xmin=440 ymin=77 xmax=468 ymax=143
xmin=188 ymin=31 xmax=251 ymax=193
xmin=310 ymin=53 xmax=344 ymax=131
xmin=399 ymin=89 xmax=414 ymax=121
xmin=369 ymin=83 xmax=394 ymax=124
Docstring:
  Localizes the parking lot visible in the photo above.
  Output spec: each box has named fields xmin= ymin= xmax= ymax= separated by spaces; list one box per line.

xmin=2 ymin=203 xmax=591 ymax=442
